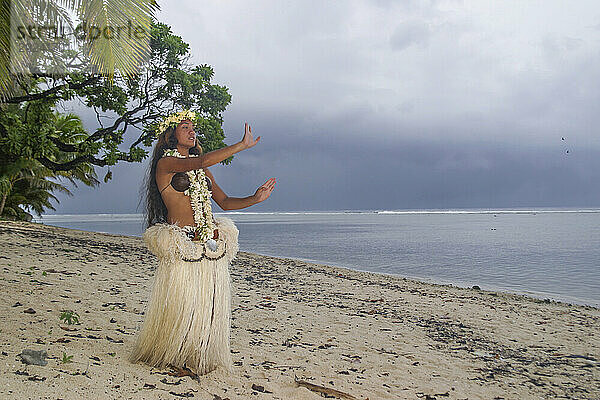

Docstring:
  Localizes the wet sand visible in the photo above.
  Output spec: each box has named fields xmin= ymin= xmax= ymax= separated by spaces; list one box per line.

xmin=0 ymin=220 xmax=599 ymax=399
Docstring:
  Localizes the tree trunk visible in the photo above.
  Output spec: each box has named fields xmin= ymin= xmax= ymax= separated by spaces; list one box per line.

xmin=0 ymin=192 xmax=7 ymax=217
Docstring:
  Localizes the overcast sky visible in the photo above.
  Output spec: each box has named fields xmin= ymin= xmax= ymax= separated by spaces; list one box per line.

xmin=52 ymin=0 xmax=600 ymax=213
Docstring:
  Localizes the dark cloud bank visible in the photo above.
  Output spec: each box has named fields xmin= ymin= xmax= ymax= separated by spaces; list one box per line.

xmin=51 ymin=108 xmax=599 ymax=213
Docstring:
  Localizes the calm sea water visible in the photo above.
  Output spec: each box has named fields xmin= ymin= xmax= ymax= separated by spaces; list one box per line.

xmin=34 ymin=208 xmax=600 ymax=308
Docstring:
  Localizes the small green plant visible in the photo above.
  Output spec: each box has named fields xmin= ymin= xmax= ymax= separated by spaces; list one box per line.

xmin=42 ymin=271 xmax=47 ymax=276
xmin=61 ymin=352 xmax=74 ymax=363
xmin=108 ymin=352 xmax=116 ymax=357
xmin=59 ymin=310 xmax=80 ymax=325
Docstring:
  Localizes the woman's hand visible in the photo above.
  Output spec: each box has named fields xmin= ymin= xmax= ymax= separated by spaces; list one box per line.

xmin=240 ymin=122 xmax=261 ymax=149
xmin=253 ymin=178 xmax=276 ymax=203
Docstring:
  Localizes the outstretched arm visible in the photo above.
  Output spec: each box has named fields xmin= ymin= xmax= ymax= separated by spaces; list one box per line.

xmin=158 ymin=122 xmax=261 ymax=173
xmin=158 ymin=142 xmax=245 ymax=173
xmin=204 ymin=169 xmax=275 ymax=211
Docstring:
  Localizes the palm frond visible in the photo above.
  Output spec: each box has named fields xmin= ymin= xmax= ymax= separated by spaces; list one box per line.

xmin=0 ymin=175 xmax=11 ymax=194
xmin=77 ymin=0 xmax=157 ymax=79
xmin=0 ymin=0 xmax=74 ymax=99
xmin=1 ymin=0 xmax=159 ymax=100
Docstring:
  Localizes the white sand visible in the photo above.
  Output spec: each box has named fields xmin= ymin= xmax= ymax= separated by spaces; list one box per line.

xmin=1 ymin=220 xmax=598 ymax=399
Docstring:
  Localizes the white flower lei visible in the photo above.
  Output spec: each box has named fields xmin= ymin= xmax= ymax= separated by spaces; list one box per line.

xmin=162 ymin=148 xmax=215 ymax=243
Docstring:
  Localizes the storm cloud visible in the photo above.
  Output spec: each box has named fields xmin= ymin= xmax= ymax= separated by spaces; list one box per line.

xmin=51 ymin=0 xmax=600 ymax=213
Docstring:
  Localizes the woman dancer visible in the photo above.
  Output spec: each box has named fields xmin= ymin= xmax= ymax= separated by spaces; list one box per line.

xmin=129 ymin=110 xmax=276 ymax=377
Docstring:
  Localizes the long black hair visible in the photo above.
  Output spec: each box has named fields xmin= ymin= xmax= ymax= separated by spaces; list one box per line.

xmin=142 ymin=125 xmax=203 ymax=228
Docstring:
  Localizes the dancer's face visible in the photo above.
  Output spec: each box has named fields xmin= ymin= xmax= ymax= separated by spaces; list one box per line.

xmin=174 ymin=119 xmax=196 ymax=148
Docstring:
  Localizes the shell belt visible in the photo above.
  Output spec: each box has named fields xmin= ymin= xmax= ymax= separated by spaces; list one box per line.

xmin=181 ymin=226 xmax=227 ymax=262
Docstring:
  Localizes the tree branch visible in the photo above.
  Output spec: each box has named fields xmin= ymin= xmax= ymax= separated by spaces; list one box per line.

xmin=85 ymin=96 xmax=149 ymax=143
xmin=37 ymin=152 xmax=136 ymax=172
xmin=38 ymin=155 xmax=107 ymax=171
xmin=48 ymin=137 xmax=77 ymax=152
xmin=4 ymin=76 xmax=101 ymax=104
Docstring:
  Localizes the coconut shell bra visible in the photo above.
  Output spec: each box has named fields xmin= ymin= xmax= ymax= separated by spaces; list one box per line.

xmin=160 ymin=172 xmax=212 ymax=194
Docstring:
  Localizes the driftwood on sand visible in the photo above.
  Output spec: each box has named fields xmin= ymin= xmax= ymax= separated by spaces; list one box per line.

xmin=294 ymin=375 xmax=359 ymax=400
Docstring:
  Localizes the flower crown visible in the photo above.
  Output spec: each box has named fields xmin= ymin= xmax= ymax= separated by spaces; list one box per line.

xmin=155 ymin=109 xmax=197 ymax=137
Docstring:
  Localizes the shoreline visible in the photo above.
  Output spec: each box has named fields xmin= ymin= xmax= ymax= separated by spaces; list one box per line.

xmin=244 ymin=250 xmax=600 ymax=311
xmin=29 ymin=219 xmax=600 ymax=310
xmin=1 ymin=220 xmax=599 ymax=399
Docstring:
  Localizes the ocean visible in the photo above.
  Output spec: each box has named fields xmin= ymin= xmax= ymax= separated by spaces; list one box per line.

xmin=33 ymin=208 xmax=600 ymax=308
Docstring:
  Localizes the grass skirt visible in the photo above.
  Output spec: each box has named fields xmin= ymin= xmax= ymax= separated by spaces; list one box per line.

xmin=128 ymin=216 xmax=239 ymax=376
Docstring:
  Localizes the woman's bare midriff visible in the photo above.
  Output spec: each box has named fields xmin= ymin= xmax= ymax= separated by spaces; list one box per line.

xmin=161 ymin=188 xmax=197 ymax=227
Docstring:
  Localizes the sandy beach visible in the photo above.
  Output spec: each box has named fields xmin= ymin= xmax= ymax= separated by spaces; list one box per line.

xmin=0 ymin=220 xmax=598 ymax=400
